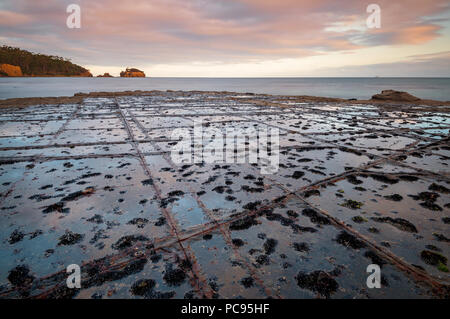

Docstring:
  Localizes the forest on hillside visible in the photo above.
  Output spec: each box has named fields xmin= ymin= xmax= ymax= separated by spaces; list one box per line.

xmin=0 ymin=46 xmax=90 ymax=76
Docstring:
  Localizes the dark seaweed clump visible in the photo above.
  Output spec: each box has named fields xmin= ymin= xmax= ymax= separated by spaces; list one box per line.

xmin=163 ymin=266 xmax=187 ymax=287
xmin=9 ymin=229 xmax=24 ymax=244
xmin=293 ymin=242 xmax=310 ymax=252
xmin=370 ymin=174 xmax=399 ymax=184
xmin=155 ymin=217 xmax=166 ymax=226
xmin=141 ymin=178 xmax=153 ymax=186
xmin=87 ymin=214 xmax=103 ymax=224
xmin=256 ymin=254 xmax=270 ymax=265
xmin=84 ymin=258 xmax=148 ymax=288
xmin=301 ymin=208 xmax=331 ymax=225
xmin=8 ymin=265 xmax=35 ymax=287
xmin=347 ymin=175 xmax=363 ymax=185
xmin=240 ymin=276 xmax=254 ymax=288
xmin=408 ymin=192 xmax=442 ymax=211
xmin=58 ymin=231 xmax=84 ymax=246
xmin=303 ymin=189 xmax=320 ymax=198
xmin=364 ymin=251 xmax=386 ymax=268
xmin=287 ymin=210 xmax=299 ymax=218
xmin=384 ymin=194 xmax=403 ymax=201
xmin=130 ymin=279 xmax=155 ymax=295
xmin=112 ymin=235 xmax=149 ymax=250
xmin=229 ymin=216 xmax=258 ymax=231
xmin=232 ymin=238 xmax=244 ymax=247
xmin=292 ymin=171 xmax=305 ymax=179
xmin=351 ymin=216 xmax=367 ymax=223
xmin=130 ymin=278 xmax=175 ymax=298
xmin=428 ymin=183 xmax=449 ymax=194
xmin=263 ymin=238 xmax=278 ymax=255
xmin=433 ymin=233 xmax=450 ymax=242
xmin=242 ymin=201 xmax=261 ymax=210
xmin=336 ymin=231 xmax=366 ymax=249
xmin=340 ymin=199 xmax=364 ymax=209
xmin=371 ymin=217 xmax=417 ymax=233
xmin=420 ymin=250 xmax=447 ymax=270
xmin=296 ymin=270 xmax=339 ymax=298
xmin=127 ymin=218 xmax=149 ymax=228
xmin=160 ymin=190 xmax=185 ymax=208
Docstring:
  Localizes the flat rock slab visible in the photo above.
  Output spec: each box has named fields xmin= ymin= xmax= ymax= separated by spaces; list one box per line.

xmin=0 ymin=91 xmax=448 ymax=299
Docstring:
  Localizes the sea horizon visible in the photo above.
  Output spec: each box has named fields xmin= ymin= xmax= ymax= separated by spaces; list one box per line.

xmin=2 ymin=76 xmax=450 ymax=101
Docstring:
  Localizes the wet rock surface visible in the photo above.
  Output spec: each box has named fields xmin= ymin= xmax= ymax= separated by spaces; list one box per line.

xmin=0 ymin=91 xmax=448 ymax=299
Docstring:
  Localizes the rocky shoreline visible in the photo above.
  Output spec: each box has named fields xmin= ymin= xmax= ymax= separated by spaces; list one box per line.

xmin=0 ymin=89 xmax=449 ymax=111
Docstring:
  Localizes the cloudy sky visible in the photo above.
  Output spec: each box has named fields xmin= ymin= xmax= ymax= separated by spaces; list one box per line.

xmin=1 ymin=0 xmax=449 ymax=77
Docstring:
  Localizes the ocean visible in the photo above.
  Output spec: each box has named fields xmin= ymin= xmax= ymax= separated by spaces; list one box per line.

xmin=1 ymin=77 xmax=449 ymax=101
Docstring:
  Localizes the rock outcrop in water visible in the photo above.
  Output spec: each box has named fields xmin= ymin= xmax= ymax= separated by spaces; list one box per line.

xmin=97 ymin=73 xmax=114 ymax=77
xmin=120 ymin=68 xmax=145 ymax=77
xmin=0 ymin=64 xmax=23 ymax=77
xmin=372 ymin=90 xmax=421 ymax=102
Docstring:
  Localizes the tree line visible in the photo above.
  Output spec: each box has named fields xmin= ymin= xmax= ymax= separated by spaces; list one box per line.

xmin=0 ymin=46 xmax=89 ymax=76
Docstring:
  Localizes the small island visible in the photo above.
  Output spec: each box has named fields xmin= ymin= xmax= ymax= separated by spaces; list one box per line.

xmin=97 ymin=73 xmax=114 ymax=77
xmin=120 ymin=68 xmax=145 ymax=77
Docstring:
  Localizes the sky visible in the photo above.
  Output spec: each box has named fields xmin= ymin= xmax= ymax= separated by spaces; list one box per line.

xmin=0 ymin=0 xmax=449 ymax=77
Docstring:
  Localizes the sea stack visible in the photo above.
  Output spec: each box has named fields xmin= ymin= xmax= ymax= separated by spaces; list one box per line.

xmin=120 ymin=68 xmax=145 ymax=77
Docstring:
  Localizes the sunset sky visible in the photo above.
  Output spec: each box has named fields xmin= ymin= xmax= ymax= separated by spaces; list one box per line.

xmin=1 ymin=0 xmax=449 ymax=77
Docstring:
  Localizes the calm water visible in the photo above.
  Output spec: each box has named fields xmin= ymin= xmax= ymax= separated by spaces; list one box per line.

xmin=1 ymin=77 xmax=449 ymax=101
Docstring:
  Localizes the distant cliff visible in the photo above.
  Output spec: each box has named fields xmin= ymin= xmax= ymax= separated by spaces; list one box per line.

xmin=0 ymin=46 xmax=92 ymax=77
xmin=120 ymin=68 xmax=145 ymax=77
xmin=0 ymin=64 xmax=23 ymax=77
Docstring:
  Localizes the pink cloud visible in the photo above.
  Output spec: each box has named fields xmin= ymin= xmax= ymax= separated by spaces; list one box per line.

xmin=0 ymin=0 xmax=448 ymax=69
xmin=0 ymin=10 xmax=33 ymax=25
xmin=391 ymin=24 xmax=441 ymax=45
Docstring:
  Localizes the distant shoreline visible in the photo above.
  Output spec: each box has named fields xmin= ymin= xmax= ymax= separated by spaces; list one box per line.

xmin=1 ymin=89 xmax=449 ymax=111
